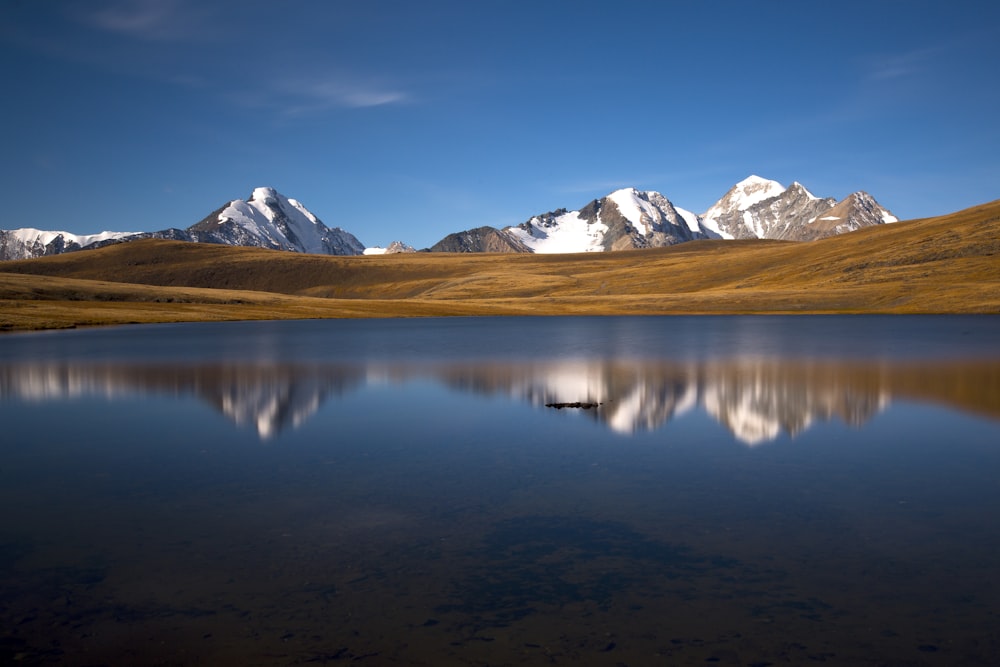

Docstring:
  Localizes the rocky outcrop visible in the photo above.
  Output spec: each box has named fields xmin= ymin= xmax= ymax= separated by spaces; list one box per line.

xmin=428 ymin=226 xmax=531 ymax=253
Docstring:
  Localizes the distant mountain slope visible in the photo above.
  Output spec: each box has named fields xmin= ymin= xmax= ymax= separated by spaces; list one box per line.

xmin=0 ymin=176 xmax=900 ymax=260
xmin=701 ymin=176 xmax=897 ymax=241
xmin=428 ymin=176 xmax=897 ymax=253
xmin=0 ymin=188 xmax=364 ymax=260
xmin=0 ymin=228 xmax=136 ymax=261
xmin=4 ymin=198 xmax=997 ymax=315
xmin=505 ymin=188 xmax=715 ymax=253
xmin=363 ymin=241 xmax=417 ymax=255
xmin=184 ymin=187 xmax=364 ymax=255
xmin=2 ymin=196 xmax=998 ymax=333
xmin=428 ymin=226 xmax=532 ymax=253
xmin=794 ymin=191 xmax=899 ymax=241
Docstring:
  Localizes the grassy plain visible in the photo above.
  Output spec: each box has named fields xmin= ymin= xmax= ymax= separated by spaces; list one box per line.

xmin=2 ymin=198 xmax=999 ymax=331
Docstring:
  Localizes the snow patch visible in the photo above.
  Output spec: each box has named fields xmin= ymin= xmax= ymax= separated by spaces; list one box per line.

xmin=729 ymin=175 xmax=786 ymax=210
xmin=697 ymin=215 xmax=733 ymax=239
xmin=8 ymin=227 xmax=136 ymax=249
xmin=674 ymin=207 xmax=702 ymax=235
xmin=507 ymin=210 xmax=608 ymax=253
xmin=608 ymin=188 xmax=656 ymax=230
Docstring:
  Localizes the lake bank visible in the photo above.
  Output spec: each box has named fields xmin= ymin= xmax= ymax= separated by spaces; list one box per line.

xmin=3 ymin=198 xmax=999 ymax=331
xmin=3 ymin=281 xmax=999 ymax=332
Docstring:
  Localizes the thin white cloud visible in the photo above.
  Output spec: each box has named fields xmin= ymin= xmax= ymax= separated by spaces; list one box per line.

xmin=75 ymin=0 xmax=211 ymax=41
xmin=281 ymin=79 xmax=409 ymax=112
xmin=866 ymin=45 xmax=943 ymax=81
xmin=230 ymin=76 xmax=410 ymax=117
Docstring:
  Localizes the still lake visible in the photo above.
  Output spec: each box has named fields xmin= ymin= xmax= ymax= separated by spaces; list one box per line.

xmin=2 ymin=315 xmax=1000 ymax=666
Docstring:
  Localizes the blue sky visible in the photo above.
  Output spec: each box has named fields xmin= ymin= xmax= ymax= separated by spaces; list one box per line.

xmin=1 ymin=1 xmax=998 ymax=249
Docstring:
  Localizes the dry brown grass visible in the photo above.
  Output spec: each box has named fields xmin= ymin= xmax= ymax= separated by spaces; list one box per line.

xmin=2 ymin=199 xmax=999 ymax=331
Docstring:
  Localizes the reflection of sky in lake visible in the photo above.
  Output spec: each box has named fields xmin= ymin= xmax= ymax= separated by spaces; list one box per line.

xmin=2 ymin=316 xmax=1000 ymax=665
xmin=3 ymin=315 xmax=998 ymax=364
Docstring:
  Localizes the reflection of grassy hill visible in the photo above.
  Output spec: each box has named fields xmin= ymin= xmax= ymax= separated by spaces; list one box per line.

xmin=2 ymin=199 xmax=998 ymax=330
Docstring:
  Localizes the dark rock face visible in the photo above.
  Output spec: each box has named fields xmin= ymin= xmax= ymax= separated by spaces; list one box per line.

xmin=428 ymin=226 xmax=531 ymax=253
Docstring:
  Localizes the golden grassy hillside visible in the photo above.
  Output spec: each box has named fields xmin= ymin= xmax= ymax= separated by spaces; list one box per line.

xmin=2 ymin=198 xmax=999 ymax=330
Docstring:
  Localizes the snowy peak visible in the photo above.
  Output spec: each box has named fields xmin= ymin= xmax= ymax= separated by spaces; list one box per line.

xmin=699 ymin=176 xmax=896 ymax=242
xmin=710 ymin=175 xmax=786 ymax=213
xmin=429 ymin=175 xmax=898 ymax=254
xmin=189 ymin=187 xmax=364 ymax=255
xmin=0 ymin=228 xmax=135 ymax=260
xmin=1 ymin=187 xmax=366 ymax=260
xmin=607 ymin=188 xmax=703 ymax=236
xmin=607 ymin=188 xmax=660 ymax=230
xmin=363 ymin=240 xmax=416 ymax=255
xmin=252 ymin=186 xmax=279 ymax=203
xmin=1 ymin=177 xmax=902 ymax=261
xmin=503 ymin=188 xmax=709 ymax=254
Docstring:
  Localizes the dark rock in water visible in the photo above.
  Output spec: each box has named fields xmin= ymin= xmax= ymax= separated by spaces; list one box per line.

xmin=545 ymin=401 xmax=600 ymax=409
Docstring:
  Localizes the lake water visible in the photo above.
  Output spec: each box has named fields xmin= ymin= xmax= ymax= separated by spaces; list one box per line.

xmin=2 ymin=316 xmax=999 ymax=666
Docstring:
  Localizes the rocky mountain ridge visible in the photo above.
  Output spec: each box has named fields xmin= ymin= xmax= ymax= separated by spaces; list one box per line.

xmin=437 ymin=176 xmax=897 ymax=253
xmin=701 ymin=176 xmax=897 ymax=241
xmin=1 ymin=177 xmax=897 ymax=260
xmin=0 ymin=187 xmax=364 ymax=260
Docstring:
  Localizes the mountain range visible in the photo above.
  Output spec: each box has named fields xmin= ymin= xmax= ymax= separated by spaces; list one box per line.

xmin=438 ymin=176 xmax=896 ymax=252
xmin=0 ymin=187 xmax=364 ymax=261
xmin=0 ymin=176 xmax=896 ymax=260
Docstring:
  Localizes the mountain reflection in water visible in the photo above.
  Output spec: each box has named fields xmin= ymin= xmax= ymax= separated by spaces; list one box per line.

xmin=2 ymin=358 xmax=997 ymax=444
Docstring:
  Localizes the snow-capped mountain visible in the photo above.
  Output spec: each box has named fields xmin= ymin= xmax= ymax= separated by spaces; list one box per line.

xmin=0 ymin=228 xmax=136 ymax=261
xmin=505 ymin=188 xmax=717 ymax=253
xmin=1 ymin=177 xmax=900 ymax=261
xmin=184 ymin=187 xmax=364 ymax=255
xmin=700 ymin=175 xmax=897 ymax=241
xmin=363 ymin=240 xmax=417 ymax=255
xmin=0 ymin=187 xmax=364 ymax=260
xmin=428 ymin=176 xmax=898 ymax=253
xmin=700 ymin=174 xmax=790 ymax=239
